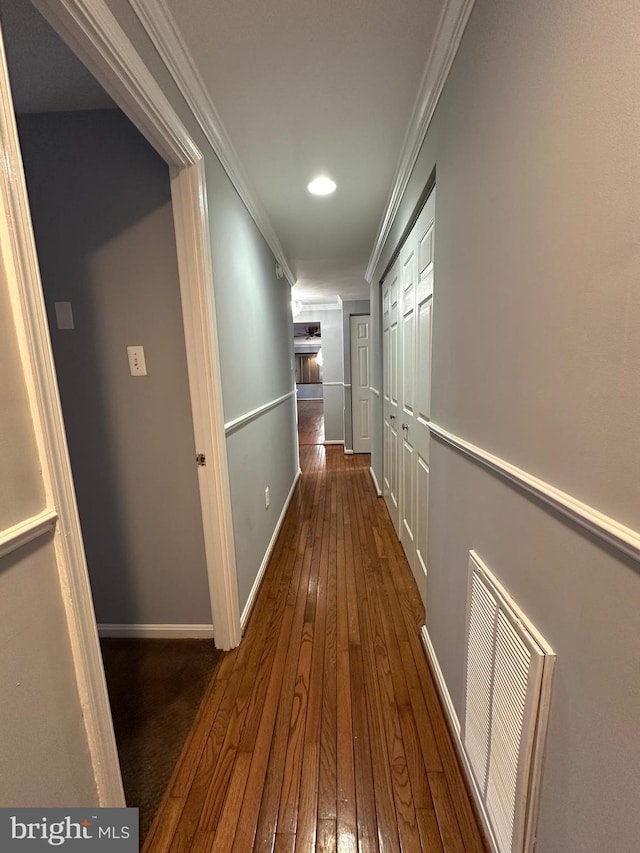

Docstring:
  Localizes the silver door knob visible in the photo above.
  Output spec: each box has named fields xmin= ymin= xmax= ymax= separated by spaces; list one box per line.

xmin=389 ymin=414 xmax=396 ymax=420
xmin=402 ymin=423 xmax=409 ymax=431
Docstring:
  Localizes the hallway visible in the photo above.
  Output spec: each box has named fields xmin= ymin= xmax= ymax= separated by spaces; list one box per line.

xmin=297 ymin=400 xmax=325 ymax=446
xmin=143 ymin=446 xmax=486 ymax=852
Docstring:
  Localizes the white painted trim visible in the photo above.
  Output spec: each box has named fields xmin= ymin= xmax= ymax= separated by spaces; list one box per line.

xmin=323 ymin=440 xmax=345 ymax=446
xmin=421 ymin=626 xmax=499 ymax=853
xmin=98 ymin=623 xmax=214 ymax=639
xmin=224 ymin=389 xmax=296 ymax=435
xmin=343 ymin=382 xmax=352 ymax=388
xmin=429 ymin=421 xmax=640 ymax=563
xmin=369 ymin=386 xmax=381 ymax=398
xmin=323 ymin=381 xmax=344 ymax=387
xmin=241 ymin=469 xmax=301 ymax=631
xmin=0 ymin=509 xmax=58 ymax=560
xmin=128 ymin=0 xmax=295 ymax=287
xmin=0 ymin=11 xmax=124 ymax=807
xmin=365 ymin=0 xmax=476 ymax=282
xmin=369 ymin=467 xmax=383 ymax=497
xmin=170 ymin=162 xmax=241 ymax=650
xmin=344 ymin=448 xmax=354 ymax=456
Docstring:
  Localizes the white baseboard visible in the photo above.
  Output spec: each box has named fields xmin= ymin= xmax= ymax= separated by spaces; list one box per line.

xmin=323 ymin=440 xmax=344 ymax=446
xmin=98 ymin=624 xmax=214 ymax=639
xmin=369 ymin=466 xmax=382 ymax=496
xmin=240 ymin=469 xmax=301 ymax=631
xmin=420 ymin=625 xmax=498 ymax=853
xmin=344 ymin=448 xmax=354 ymax=455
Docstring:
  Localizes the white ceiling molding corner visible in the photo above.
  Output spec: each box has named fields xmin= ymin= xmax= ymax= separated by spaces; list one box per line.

xmin=364 ymin=0 xmax=476 ymax=283
xmin=128 ymin=0 xmax=297 ymax=287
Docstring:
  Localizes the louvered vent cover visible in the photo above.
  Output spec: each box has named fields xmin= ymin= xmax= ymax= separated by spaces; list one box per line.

xmin=463 ymin=552 xmax=554 ymax=853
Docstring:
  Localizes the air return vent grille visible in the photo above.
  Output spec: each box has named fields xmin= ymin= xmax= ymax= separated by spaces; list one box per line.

xmin=463 ymin=552 xmax=555 ymax=853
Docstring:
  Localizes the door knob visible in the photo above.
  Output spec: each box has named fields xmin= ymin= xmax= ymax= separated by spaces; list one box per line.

xmin=389 ymin=414 xmax=396 ymax=420
xmin=402 ymin=423 xmax=409 ymax=431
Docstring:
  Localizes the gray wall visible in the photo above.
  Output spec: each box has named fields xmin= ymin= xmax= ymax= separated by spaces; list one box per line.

xmin=19 ymin=110 xmax=211 ymax=626
xmin=296 ymin=307 xmax=343 ymax=442
xmin=102 ymin=0 xmax=300 ymax=619
xmin=340 ymin=299 xmax=370 ymax=450
xmin=0 ymin=258 xmax=96 ymax=804
xmin=371 ymin=0 xmax=640 ymax=850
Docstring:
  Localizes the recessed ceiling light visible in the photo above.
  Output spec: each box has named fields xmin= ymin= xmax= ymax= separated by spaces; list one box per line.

xmin=307 ymin=176 xmax=336 ymax=196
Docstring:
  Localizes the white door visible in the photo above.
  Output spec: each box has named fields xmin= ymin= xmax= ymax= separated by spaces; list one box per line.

xmin=382 ymin=261 xmax=401 ymax=535
xmin=381 ymin=187 xmax=435 ymax=600
xmin=350 ymin=315 xmax=371 ymax=453
xmin=400 ymin=235 xmax=417 ymax=574
xmin=413 ymin=198 xmax=435 ymax=592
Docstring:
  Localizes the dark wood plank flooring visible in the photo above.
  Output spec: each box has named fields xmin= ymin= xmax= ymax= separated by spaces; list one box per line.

xmin=143 ymin=446 xmax=487 ymax=852
xmin=297 ymin=400 xmax=325 ymax=445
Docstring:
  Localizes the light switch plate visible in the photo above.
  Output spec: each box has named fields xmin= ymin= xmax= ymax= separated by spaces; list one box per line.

xmin=54 ymin=301 xmax=74 ymax=330
xmin=127 ymin=345 xmax=147 ymax=376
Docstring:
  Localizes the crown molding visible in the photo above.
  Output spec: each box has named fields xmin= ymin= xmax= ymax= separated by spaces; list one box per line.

xmin=365 ymin=0 xmax=476 ymax=282
xmin=128 ymin=0 xmax=296 ymax=287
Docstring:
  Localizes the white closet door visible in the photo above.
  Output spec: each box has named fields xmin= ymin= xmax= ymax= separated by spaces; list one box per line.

xmin=382 ymin=262 xmax=400 ymax=535
xmin=400 ymin=237 xmax=417 ymax=574
xmin=381 ymin=186 xmax=435 ymax=603
xmin=413 ymin=198 xmax=434 ymax=592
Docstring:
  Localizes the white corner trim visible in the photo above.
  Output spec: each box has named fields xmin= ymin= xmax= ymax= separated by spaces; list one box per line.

xmin=344 ymin=448 xmax=354 ymax=455
xmin=224 ymin=389 xmax=296 ymax=435
xmin=429 ymin=420 xmax=640 ymax=563
xmin=369 ymin=386 xmax=381 ymax=398
xmin=241 ymin=469 xmax=301 ymax=631
xmin=98 ymin=624 xmax=214 ymax=639
xmin=342 ymin=382 xmax=352 ymax=388
xmin=365 ymin=0 xmax=476 ymax=282
xmin=128 ymin=0 xmax=295 ymax=287
xmin=323 ymin=440 xmax=345 ymax=446
xmin=369 ymin=466 xmax=383 ymax=497
xmin=0 ymin=509 xmax=58 ymax=560
xmin=420 ymin=625 xmax=499 ymax=853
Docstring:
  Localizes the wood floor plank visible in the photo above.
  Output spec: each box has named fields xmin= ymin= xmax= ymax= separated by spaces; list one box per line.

xmin=428 ymin=772 xmax=465 ymax=853
xmin=145 ymin=446 xmax=486 ymax=853
xmin=416 ymin=809 xmax=445 ymax=853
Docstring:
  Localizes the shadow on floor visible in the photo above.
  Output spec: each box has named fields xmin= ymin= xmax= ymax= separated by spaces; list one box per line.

xmin=100 ymin=638 xmax=221 ymax=841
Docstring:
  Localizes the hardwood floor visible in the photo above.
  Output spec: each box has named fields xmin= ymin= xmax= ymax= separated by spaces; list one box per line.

xmin=143 ymin=446 xmax=487 ymax=853
xmin=297 ymin=400 xmax=325 ymax=445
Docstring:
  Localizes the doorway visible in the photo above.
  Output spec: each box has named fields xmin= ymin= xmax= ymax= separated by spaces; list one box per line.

xmin=294 ymin=321 xmax=325 ymax=445
xmin=0 ymin=0 xmax=228 ymax=831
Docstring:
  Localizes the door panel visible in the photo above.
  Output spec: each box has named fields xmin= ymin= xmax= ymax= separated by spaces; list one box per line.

xmin=381 ymin=186 xmax=435 ymax=605
xmin=382 ymin=266 xmax=400 ymax=534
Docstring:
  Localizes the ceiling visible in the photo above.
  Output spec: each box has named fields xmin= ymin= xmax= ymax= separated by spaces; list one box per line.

xmin=161 ymin=0 xmax=445 ymax=303
xmin=0 ymin=0 xmax=450 ymax=305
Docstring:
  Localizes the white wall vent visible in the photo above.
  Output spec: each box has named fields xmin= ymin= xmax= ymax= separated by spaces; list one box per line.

xmin=463 ymin=551 xmax=555 ymax=853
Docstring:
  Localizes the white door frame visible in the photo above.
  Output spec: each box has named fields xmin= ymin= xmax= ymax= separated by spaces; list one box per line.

xmin=0 ymin=0 xmax=240 ymax=805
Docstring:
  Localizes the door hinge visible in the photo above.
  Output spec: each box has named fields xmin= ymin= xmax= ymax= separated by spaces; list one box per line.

xmin=196 ymin=453 xmax=206 ymax=467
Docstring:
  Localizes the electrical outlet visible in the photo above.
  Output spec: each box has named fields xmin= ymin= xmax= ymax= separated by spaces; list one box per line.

xmin=265 ymin=487 xmax=270 ymax=508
